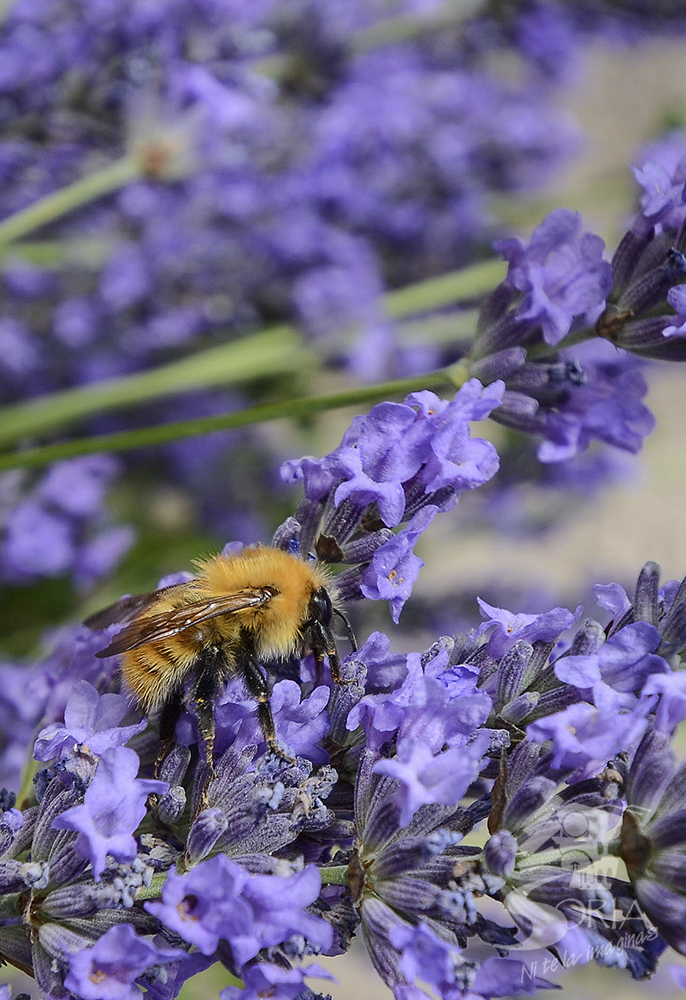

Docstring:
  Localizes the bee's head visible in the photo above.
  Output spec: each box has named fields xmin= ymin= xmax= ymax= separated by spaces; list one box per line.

xmin=307 ymin=586 xmax=357 ymax=656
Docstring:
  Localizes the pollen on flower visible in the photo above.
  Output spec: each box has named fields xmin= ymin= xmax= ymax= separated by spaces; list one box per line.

xmin=89 ymin=968 xmax=108 ymax=984
xmin=178 ymin=894 xmax=198 ymax=921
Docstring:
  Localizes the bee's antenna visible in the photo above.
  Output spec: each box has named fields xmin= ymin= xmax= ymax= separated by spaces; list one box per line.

xmin=333 ymin=608 xmax=357 ymax=652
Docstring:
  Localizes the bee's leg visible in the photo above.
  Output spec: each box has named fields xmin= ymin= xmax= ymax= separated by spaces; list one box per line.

xmin=154 ymin=690 xmax=184 ymax=780
xmin=240 ymin=649 xmax=295 ymax=763
xmin=310 ymin=622 xmax=351 ymax=685
xmin=188 ymin=648 xmax=224 ymax=812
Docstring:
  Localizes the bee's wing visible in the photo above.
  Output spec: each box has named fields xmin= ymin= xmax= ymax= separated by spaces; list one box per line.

xmin=94 ymin=588 xmax=274 ymax=657
xmin=83 ymin=585 xmax=184 ymax=631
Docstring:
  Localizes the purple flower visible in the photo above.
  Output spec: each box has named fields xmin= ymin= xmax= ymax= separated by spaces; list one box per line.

xmin=34 ymin=680 xmax=146 ymax=762
xmin=2 ymin=500 xmax=74 ymax=579
xmin=268 ymin=680 xmax=331 ymax=764
xmin=220 ymin=962 xmax=334 ymax=1000
xmin=536 ymin=344 xmax=656 ymax=462
xmin=329 ymin=405 xmax=436 ymax=526
xmin=470 ymin=956 xmax=557 ymax=998
xmin=146 ymin=854 xmax=331 ymax=965
xmin=145 ymin=853 xmax=253 ymax=956
xmin=64 ymin=924 xmax=183 ymax=1000
xmin=52 ymin=746 xmax=167 ymax=880
xmin=495 ymin=209 xmax=612 ymax=345
xmin=407 ymin=382 xmax=504 ymax=494
xmin=389 ymin=921 xmax=461 ymax=989
xmin=360 ymin=507 xmax=437 ymax=622
xmin=620 ymin=728 xmax=686 ymax=955
xmin=527 ymin=700 xmax=649 ymax=771
xmin=38 ymin=455 xmax=119 ymax=518
xmin=632 ymin=155 xmax=686 ymax=224
xmin=554 ymin=621 xmax=667 ymax=695
xmin=642 ymin=673 xmax=686 ymax=732
xmin=663 ymin=284 xmax=686 ymax=339
xmin=373 ymin=734 xmax=489 ymax=826
xmin=476 ymin=598 xmax=581 ymax=659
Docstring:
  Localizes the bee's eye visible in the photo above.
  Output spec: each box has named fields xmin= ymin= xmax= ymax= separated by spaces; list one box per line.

xmin=310 ymin=587 xmax=333 ymax=626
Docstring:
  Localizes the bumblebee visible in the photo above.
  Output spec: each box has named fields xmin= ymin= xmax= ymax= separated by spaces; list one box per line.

xmin=85 ymin=546 xmax=355 ymax=781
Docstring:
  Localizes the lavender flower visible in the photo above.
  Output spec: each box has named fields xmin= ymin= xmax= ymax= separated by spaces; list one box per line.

xmin=34 ymin=680 xmax=146 ymax=763
xmin=52 ymin=746 xmax=167 ymax=880
xmin=63 ymin=923 xmax=183 ymax=1000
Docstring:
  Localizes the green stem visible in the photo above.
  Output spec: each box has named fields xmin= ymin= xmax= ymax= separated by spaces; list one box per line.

xmin=0 ymin=261 xmax=498 ymax=451
xmin=16 ymin=751 xmax=39 ymax=811
xmin=0 ymin=326 xmax=309 ymax=448
xmin=319 ymin=865 xmax=350 ymax=886
xmin=0 ymin=368 xmax=464 ymax=471
xmin=515 ymin=848 xmax=568 ymax=870
xmin=0 ymin=155 xmax=141 ymax=247
xmin=385 ymin=260 xmax=505 ymax=318
xmin=0 ymin=893 xmax=21 ymax=919
xmin=135 ymin=872 xmax=168 ymax=902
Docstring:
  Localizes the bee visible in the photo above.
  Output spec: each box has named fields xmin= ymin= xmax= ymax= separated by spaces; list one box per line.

xmin=84 ymin=546 xmax=356 ymax=788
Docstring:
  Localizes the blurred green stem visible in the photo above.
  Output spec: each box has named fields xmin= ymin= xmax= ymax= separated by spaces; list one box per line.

xmin=0 ymin=365 xmax=467 ymax=471
xmin=0 ymin=155 xmax=141 ymax=247
xmin=0 ymin=326 xmax=310 ymax=448
xmin=0 ymin=260 xmax=501 ymax=452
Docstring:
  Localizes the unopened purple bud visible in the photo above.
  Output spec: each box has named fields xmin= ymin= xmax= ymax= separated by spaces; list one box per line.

xmin=489 ymin=392 xmax=539 ymax=431
xmin=0 ymin=926 xmax=33 ymax=977
xmin=337 ymin=529 xmax=394 ymax=565
xmin=157 ymin=745 xmax=191 ymax=786
xmin=634 ymin=560 xmax=660 ymax=626
xmin=41 ymin=882 xmax=114 ymax=918
xmin=376 ymin=875 xmax=439 ymax=916
xmin=496 ymin=640 xmax=534 ymax=706
xmin=618 ymin=254 xmax=680 ymax=316
xmin=33 ymin=786 xmax=80 ymax=861
xmin=331 ymin=565 xmax=366 ymax=602
xmin=156 ymin=786 xmax=187 ymax=826
xmin=0 ymin=789 xmax=15 ymax=812
xmin=47 ymin=841 xmax=89 ymax=889
xmin=526 ymin=684 xmax=578 ymax=721
xmin=471 ymin=347 xmax=527 ymax=384
xmin=613 ymin=316 xmax=686 ymax=360
xmin=272 ymin=515 xmax=303 ymax=553
xmin=661 ymin=577 xmax=686 ymax=654
xmin=38 ymin=921 xmax=93 ymax=963
xmin=290 ymin=499 xmax=324 ymax=555
xmin=472 ymin=314 xmax=531 ymax=360
xmin=502 ymin=775 xmax=557 ymax=832
xmin=565 ymin=619 xmax=606 ymax=657
xmin=484 ymin=830 xmax=518 ymax=878
xmin=610 ymin=215 xmax=656 ymax=295
xmin=186 ymin=807 xmax=229 ymax=863
xmin=500 ymin=691 xmax=540 ymax=725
